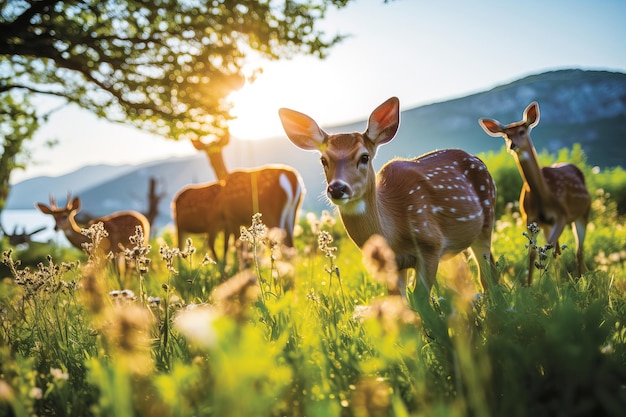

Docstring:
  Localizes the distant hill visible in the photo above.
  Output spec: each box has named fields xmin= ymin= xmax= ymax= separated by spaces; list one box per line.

xmin=7 ymin=68 xmax=626 ymax=229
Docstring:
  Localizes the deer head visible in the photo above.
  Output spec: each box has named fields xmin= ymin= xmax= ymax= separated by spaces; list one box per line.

xmin=280 ymin=97 xmax=496 ymax=297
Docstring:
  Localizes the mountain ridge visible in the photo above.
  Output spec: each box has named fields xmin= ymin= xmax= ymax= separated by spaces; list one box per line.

xmin=7 ymin=68 xmax=626 ymax=228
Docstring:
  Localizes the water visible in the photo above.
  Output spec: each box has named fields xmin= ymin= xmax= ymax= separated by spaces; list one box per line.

xmin=1 ymin=209 xmax=68 ymax=246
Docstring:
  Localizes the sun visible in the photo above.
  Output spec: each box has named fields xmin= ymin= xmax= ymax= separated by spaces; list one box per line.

xmin=226 ymin=57 xmax=339 ymax=141
xmin=227 ymin=68 xmax=293 ymax=141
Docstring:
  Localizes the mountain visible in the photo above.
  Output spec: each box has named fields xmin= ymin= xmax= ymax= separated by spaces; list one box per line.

xmin=8 ymin=164 xmax=136 ymax=209
xmin=7 ymin=69 xmax=626 ymax=229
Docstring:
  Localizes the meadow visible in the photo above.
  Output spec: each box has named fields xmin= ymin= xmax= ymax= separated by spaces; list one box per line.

xmin=1 ymin=147 xmax=626 ymax=417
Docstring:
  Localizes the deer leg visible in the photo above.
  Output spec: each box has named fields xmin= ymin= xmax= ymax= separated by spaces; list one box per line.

xmin=470 ymin=239 xmax=496 ymax=291
xmin=544 ymin=221 xmax=567 ymax=267
xmin=390 ymin=268 xmax=411 ymax=299
xmin=177 ymin=229 xmax=186 ymax=249
xmin=572 ymin=219 xmax=588 ymax=276
xmin=415 ymin=250 xmax=441 ymax=296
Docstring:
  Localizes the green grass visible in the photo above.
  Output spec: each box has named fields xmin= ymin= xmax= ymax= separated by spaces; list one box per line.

xmin=1 ymin=173 xmax=626 ymax=416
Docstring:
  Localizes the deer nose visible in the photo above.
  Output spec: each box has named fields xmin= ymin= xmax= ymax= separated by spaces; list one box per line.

xmin=327 ymin=181 xmax=349 ymax=200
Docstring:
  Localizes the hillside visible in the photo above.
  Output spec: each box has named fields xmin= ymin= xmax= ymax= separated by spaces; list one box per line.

xmin=7 ymin=68 xmax=626 ymax=228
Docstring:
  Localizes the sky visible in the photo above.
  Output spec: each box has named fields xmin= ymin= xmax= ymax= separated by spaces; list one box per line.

xmin=10 ymin=0 xmax=626 ymax=184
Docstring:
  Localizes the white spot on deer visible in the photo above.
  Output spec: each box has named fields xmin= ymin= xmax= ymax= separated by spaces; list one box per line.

xmin=480 ymin=185 xmax=486 ymax=191
xmin=483 ymin=199 xmax=491 ymax=206
xmin=408 ymin=204 xmax=414 ymax=210
xmin=279 ymin=173 xmax=293 ymax=227
xmin=432 ymin=206 xmax=443 ymax=214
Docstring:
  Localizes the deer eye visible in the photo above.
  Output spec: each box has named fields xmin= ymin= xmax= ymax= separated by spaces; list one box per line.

xmin=320 ymin=156 xmax=328 ymax=169
xmin=359 ymin=154 xmax=370 ymax=165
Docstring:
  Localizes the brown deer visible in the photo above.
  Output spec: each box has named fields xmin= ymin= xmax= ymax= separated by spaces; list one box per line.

xmin=35 ymin=194 xmax=150 ymax=257
xmin=479 ymin=102 xmax=591 ymax=285
xmin=279 ymin=97 xmax=496 ymax=299
xmin=172 ymin=182 xmax=225 ymax=260
xmin=174 ymin=133 xmax=304 ymax=258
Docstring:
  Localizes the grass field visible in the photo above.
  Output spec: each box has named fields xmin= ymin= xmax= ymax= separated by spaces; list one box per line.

xmin=1 ymin=153 xmax=626 ymax=417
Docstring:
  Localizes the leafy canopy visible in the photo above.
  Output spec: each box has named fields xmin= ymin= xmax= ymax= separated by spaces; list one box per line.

xmin=0 ymin=0 xmax=350 ymax=141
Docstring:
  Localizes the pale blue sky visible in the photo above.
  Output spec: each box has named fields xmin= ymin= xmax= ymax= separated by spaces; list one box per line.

xmin=13 ymin=0 xmax=626 ymax=183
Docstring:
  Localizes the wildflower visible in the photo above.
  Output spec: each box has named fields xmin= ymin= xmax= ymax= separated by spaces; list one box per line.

xmin=211 ymin=269 xmax=260 ymax=320
xmin=159 ymin=243 xmax=181 ymax=274
xmin=353 ymin=296 xmax=419 ymax=332
xmin=174 ymin=304 xmax=219 ymax=349
xmin=317 ymin=230 xmax=337 ymax=259
xmin=108 ymin=289 xmax=137 ymax=305
xmin=147 ymin=296 xmax=161 ymax=308
xmin=361 ymin=234 xmax=397 ymax=293
xmin=81 ymin=221 xmax=108 ymax=262
xmin=201 ymin=253 xmax=216 ymax=266
xmin=523 ymin=222 xmax=540 ymax=250
xmin=103 ymin=304 xmax=153 ymax=374
xmin=0 ymin=380 xmax=14 ymax=402
xmin=240 ymin=213 xmax=267 ymax=243
xmin=81 ymin=265 xmax=106 ymax=316
xmin=306 ymin=212 xmax=321 ymax=235
xmin=50 ymin=367 xmax=69 ymax=381
xmin=29 ymin=387 xmax=43 ymax=400
xmin=124 ymin=226 xmax=152 ymax=274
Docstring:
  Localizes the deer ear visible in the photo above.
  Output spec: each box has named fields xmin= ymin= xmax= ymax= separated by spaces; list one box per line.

xmin=278 ymin=108 xmax=327 ymax=151
xmin=71 ymin=197 xmax=81 ymax=211
xmin=365 ymin=97 xmax=400 ymax=146
xmin=478 ymin=118 xmax=505 ymax=137
xmin=35 ymin=202 xmax=52 ymax=214
xmin=524 ymin=102 xmax=540 ymax=127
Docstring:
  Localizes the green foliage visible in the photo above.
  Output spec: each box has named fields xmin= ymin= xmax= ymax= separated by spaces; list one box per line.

xmin=0 ymin=0 xmax=351 ymax=141
xmin=481 ymin=144 xmax=626 ymax=217
xmin=1 ymin=188 xmax=626 ymax=416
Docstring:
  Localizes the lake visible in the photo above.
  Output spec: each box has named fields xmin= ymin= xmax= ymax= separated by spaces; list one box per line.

xmin=1 ymin=209 xmax=68 ymax=245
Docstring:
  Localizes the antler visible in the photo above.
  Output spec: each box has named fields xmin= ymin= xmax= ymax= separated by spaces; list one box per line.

xmin=49 ymin=194 xmax=57 ymax=210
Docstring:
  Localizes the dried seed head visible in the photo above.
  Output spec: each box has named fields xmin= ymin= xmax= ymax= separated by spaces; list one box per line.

xmin=211 ymin=269 xmax=260 ymax=320
xmin=362 ymin=234 xmax=397 ymax=292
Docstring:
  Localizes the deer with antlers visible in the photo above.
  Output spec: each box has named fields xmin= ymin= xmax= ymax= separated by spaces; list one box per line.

xmin=36 ymin=193 xmax=150 ymax=257
xmin=172 ymin=132 xmax=304 ymax=260
xmin=279 ymin=97 xmax=497 ymax=299
xmin=479 ymin=102 xmax=591 ymax=285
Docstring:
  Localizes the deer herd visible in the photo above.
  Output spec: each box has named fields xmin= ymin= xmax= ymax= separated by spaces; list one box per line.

xmin=33 ymin=97 xmax=591 ymax=300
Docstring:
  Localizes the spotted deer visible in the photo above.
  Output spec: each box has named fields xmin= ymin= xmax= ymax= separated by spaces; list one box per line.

xmin=36 ymin=193 xmax=150 ymax=263
xmin=174 ymin=134 xmax=305 ymax=259
xmin=479 ymin=102 xmax=591 ymax=285
xmin=279 ymin=97 xmax=497 ymax=298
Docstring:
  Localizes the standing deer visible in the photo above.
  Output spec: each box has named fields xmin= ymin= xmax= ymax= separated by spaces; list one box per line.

xmin=36 ymin=194 xmax=150 ymax=257
xmin=279 ymin=97 xmax=496 ymax=299
xmin=174 ymin=133 xmax=304 ymax=258
xmin=479 ymin=102 xmax=591 ymax=285
xmin=172 ymin=182 xmax=225 ymax=260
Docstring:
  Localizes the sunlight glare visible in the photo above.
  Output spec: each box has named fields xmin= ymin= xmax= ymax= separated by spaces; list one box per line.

xmin=227 ymin=74 xmax=290 ymax=141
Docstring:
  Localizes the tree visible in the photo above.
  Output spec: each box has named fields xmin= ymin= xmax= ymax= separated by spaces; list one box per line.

xmin=0 ymin=0 xmax=352 ymax=214
xmin=0 ymin=91 xmax=40 ymax=212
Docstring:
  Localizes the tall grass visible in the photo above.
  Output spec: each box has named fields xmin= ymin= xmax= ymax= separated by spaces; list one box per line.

xmin=1 ymin=161 xmax=625 ymax=416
